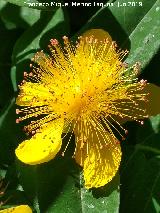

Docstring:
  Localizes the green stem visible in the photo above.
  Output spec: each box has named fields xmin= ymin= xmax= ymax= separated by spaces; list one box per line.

xmin=136 ymin=144 xmax=160 ymax=155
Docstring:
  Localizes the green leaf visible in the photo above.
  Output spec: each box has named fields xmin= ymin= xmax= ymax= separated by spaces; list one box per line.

xmin=78 ymin=0 xmax=155 ymax=42
xmin=120 ymin=148 xmax=160 ymax=213
xmin=0 ymin=27 xmax=18 ymax=107
xmin=125 ymin=1 xmax=160 ymax=69
xmin=0 ymin=164 xmax=32 ymax=211
xmin=76 ymin=174 xmax=120 ymax=213
xmin=4 ymin=0 xmax=38 ymax=7
xmin=139 ymin=50 xmax=160 ymax=86
xmin=79 ymin=0 xmax=159 ymax=70
xmin=0 ymin=98 xmax=26 ymax=164
xmin=135 ymin=114 xmax=160 ymax=155
xmin=11 ymin=8 xmax=69 ymax=91
xmin=17 ymin=156 xmax=120 ymax=213
xmin=109 ymin=0 xmax=155 ymax=35
xmin=150 ymin=115 xmax=160 ymax=134
xmin=16 ymin=157 xmax=79 ymax=213
xmin=120 ymin=114 xmax=160 ymax=212
xmin=0 ymin=0 xmax=7 ymax=9
xmin=0 ymin=1 xmax=40 ymax=30
xmin=0 ymin=190 xmax=31 ymax=210
xmin=0 ymin=3 xmax=25 ymax=107
xmin=4 ymin=0 xmax=62 ymax=10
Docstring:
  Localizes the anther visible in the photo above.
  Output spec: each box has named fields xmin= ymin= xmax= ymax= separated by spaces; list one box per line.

xmin=122 ymin=137 xmax=125 ymax=141
xmin=24 ymin=72 xmax=28 ymax=77
xmin=123 ymin=62 xmax=129 ymax=68
xmin=140 ymin=121 xmax=144 ymax=125
xmin=125 ymin=129 xmax=128 ymax=135
xmin=16 ymin=109 xmax=20 ymax=114
xmin=16 ymin=119 xmax=20 ymax=124
xmin=104 ymin=38 xmax=109 ymax=44
xmin=133 ymin=62 xmax=141 ymax=75
xmin=111 ymin=41 xmax=117 ymax=49
xmin=50 ymin=39 xmax=58 ymax=46
xmin=125 ymin=50 xmax=129 ymax=54
xmin=31 ymin=131 xmax=36 ymax=135
xmin=140 ymin=79 xmax=147 ymax=85
xmin=63 ymin=36 xmax=68 ymax=40
xmin=88 ymin=37 xmax=93 ymax=43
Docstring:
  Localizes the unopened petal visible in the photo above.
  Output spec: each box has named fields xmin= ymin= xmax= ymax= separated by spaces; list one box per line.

xmin=15 ymin=120 xmax=63 ymax=165
xmin=81 ymin=29 xmax=112 ymax=44
xmin=0 ymin=205 xmax=32 ymax=213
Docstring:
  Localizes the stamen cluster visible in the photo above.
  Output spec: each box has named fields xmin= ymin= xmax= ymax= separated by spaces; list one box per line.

xmin=16 ymin=35 xmax=148 ymax=151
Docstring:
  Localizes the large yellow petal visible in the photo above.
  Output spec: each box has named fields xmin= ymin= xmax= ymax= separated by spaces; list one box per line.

xmin=115 ymin=83 xmax=160 ymax=124
xmin=15 ymin=119 xmax=63 ymax=165
xmin=0 ymin=205 xmax=32 ymax=213
xmin=74 ymin=122 xmax=121 ymax=188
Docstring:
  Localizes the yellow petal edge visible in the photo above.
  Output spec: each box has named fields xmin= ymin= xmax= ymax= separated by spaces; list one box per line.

xmin=15 ymin=120 xmax=63 ymax=165
xmin=0 ymin=205 xmax=32 ymax=213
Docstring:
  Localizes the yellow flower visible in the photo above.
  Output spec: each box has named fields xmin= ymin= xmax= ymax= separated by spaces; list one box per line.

xmin=0 ymin=205 xmax=32 ymax=213
xmin=15 ymin=29 xmax=160 ymax=188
